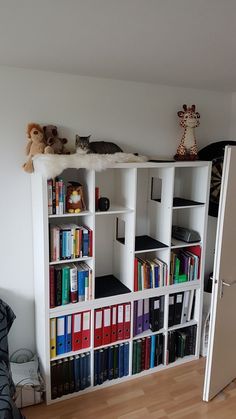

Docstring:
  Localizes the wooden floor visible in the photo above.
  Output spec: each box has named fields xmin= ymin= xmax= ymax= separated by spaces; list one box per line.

xmin=22 ymin=358 xmax=236 ymax=419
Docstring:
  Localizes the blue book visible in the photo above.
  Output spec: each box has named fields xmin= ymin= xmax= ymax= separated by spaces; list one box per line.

xmin=86 ymin=352 xmax=91 ymax=387
xmin=150 ymin=335 xmax=156 ymax=368
xmin=56 ymin=316 xmax=66 ymax=355
xmin=118 ymin=344 xmax=124 ymax=378
xmin=77 ymin=267 xmax=85 ymax=301
xmin=65 ymin=315 xmax=72 ymax=353
xmin=98 ymin=349 xmax=104 ymax=385
xmin=154 ymin=265 xmax=159 ymax=288
xmin=108 ymin=346 xmax=114 ymax=380
xmin=82 ymin=227 xmax=89 ymax=257
xmin=123 ymin=342 xmax=129 ymax=376
xmin=74 ymin=355 xmax=80 ymax=391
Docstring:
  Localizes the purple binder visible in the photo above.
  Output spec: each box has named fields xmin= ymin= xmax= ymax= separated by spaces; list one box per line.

xmin=133 ymin=300 xmax=137 ymax=336
xmin=143 ymin=298 xmax=150 ymax=331
xmin=136 ymin=299 xmax=143 ymax=335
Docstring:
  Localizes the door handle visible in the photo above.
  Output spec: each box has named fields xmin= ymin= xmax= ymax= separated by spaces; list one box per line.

xmin=220 ymin=279 xmax=236 ymax=298
xmin=222 ymin=279 xmax=236 ymax=287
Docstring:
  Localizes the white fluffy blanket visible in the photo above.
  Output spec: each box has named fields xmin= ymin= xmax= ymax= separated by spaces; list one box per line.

xmin=33 ymin=152 xmax=148 ymax=179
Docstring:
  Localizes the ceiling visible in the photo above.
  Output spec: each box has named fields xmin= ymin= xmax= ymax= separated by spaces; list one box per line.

xmin=1 ymin=0 xmax=236 ymax=91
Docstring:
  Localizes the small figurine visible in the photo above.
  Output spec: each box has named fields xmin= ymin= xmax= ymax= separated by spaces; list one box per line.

xmin=66 ymin=182 xmax=86 ymax=213
xmin=174 ymin=104 xmax=200 ymax=160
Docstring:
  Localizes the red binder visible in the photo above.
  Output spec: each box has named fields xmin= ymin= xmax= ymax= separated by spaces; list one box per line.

xmin=72 ymin=312 xmax=82 ymax=351
xmin=117 ymin=304 xmax=124 ymax=340
xmin=102 ymin=307 xmax=111 ymax=345
xmin=94 ymin=309 xmax=103 ymax=348
xmin=111 ymin=305 xmax=117 ymax=343
xmin=82 ymin=311 xmax=91 ymax=349
xmin=124 ymin=303 xmax=131 ymax=339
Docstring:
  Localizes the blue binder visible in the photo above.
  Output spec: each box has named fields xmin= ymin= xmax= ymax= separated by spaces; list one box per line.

xmin=123 ymin=342 xmax=129 ymax=376
xmin=108 ymin=346 xmax=114 ymax=380
xmin=65 ymin=315 xmax=72 ymax=353
xmin=118 ymin=344 xmax=124 ymax=378
xmin=74 ymin=355 xmax=80 ymax=391
xmin=80 ymin=353 xmax=86 ymax=390
xmin=86 ymin=352 xmax=91 ymax=387
xmin=56 ymin=316 xmax=66 ymax=355
xmin=150 ymin=335 xmax=156 ymax=368
xmin=94 ymin=350 xmax=99 ymax=386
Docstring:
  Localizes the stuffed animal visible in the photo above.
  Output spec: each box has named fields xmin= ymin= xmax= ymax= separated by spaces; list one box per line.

xmin=43 ymin=125 xmax=69 ymax=154
xmin=174 ymin=104 xmax=200 ymax=160
xmin=66 ymin=182 xmax=86 ymax=213
xmin=22 ymin=123 xmax=54 ymax=173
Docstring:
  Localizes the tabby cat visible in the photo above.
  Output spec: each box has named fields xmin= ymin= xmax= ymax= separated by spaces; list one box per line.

xmin=75 ymin=135 xmax=123 ymax=154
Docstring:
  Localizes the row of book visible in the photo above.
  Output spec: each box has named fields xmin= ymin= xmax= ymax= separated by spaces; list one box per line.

xmin=94 ymin=303 xmax=131 ymax=348
xmin=48 ymin=178 xmax=66 ymax=215
xmin=134 ymin=257 xmax=168 ymax=291
xmin=168 ymin=290 xmax=195 ymax=327
xmin=167 ymin=325 xmax=197 ymax=363
xmin=169 ymin=246 xmax=201 ymax=284
xmin=49 ymin=263 xmax=92 ymax=308
xmin=51 ymin=352 xmax=91 ymax=399
xmin=50 ymin=224 xmax=92 ymax=261
xmin=94 ymin=342 xmax=129 ymax=386
xmin=133 ymin=297 xmax=164 ymax=337
xmin=132 ymin=334 xmax=164 ymax=374
xmin=50 ymin=311 xmax=91 ymax=358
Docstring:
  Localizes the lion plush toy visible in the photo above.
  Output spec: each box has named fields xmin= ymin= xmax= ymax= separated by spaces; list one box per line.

xmin=22 ymin=123 xmax=54 ymax=173
xmin=43 ymin=125 xmax=69 ymax=154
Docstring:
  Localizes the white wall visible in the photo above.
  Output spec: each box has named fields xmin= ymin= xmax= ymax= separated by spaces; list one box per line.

xmin=0 ymin=66 xmax=232 ymax=354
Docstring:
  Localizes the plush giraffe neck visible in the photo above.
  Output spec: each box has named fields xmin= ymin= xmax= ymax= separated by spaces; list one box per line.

xmin=181 ymin=126 xmax=196 ymax=149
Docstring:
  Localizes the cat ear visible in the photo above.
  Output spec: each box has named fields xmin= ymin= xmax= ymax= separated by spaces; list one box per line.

xmin=75 ymin=134 xmax=80 ymax=143
xmin=87 ymin=135 xmax=91 ymax=140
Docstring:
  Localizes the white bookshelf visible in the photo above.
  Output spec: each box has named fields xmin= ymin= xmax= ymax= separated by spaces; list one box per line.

xmin=31 ymin=161 xmax=211 ymax=404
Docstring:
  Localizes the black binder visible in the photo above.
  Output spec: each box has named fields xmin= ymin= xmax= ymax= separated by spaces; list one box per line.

xmin=168 ymin=295 xmax=175 ymax=327
xmin=150 ymin=296 xmax=164 ymax=331
xmin=62 ymin=357 xmax=70 ymax=395
xmin=68 ymin=356 xmax=75 ymax=393
xmin=174 ymin=292 xmax=184 ymax=325
xmin=51 ymin=361 xmax=58 ymax=399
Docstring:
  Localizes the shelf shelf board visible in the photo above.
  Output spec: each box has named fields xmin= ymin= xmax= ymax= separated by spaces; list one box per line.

xmin=95 ymin=205 xmax=134 ymax=215
xmin=49 ymin=211 xmax=93 ymax=218
xmin=168 ymin=319 xmax=198 ymax=332
xmin=94 ymin=338 xmax=131 ymax=351
xmin=133 ymin=328 xmax=165 ymax=340
xmin=172 ymin=197 xmax=204 ymax=208
xmin=49 ymin=256 xmax=92 ymax=265
xmin=171 ymin=238 xmax=201 ymax=249
xmin=95 ymin=275 xmax=131 ymax=299
xmin=134 ymin=235 xmax=168 ymax=253
xmin=166 ymin=354 xmax=198 ymax=368
xmin=51 ymin=347 xmax=91 ymax=362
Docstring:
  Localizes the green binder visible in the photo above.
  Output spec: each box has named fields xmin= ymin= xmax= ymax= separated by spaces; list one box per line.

xmin=62 ymin=266 xmax=70 ymax=305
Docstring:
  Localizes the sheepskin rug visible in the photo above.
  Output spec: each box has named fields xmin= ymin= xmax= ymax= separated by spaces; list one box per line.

xmin=33 ymin=152 xmax=148 ymax=179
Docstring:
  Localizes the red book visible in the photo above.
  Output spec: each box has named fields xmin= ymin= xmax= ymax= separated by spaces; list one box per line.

xmin=95 ymin=187 xmax=100 ymax=211
xmin=145 ymin=336 xmax=151 ymax=370
xmin=123 ymin=303 xmax=131 ymax=339
xmin=72 ymin=313 xmax=82 ymax=351
xmin=102 ymin=307 xmax=111 ymax=345
xmin=134 ymin=258 xmax=138 ymax=291
xmin=49 ymin=266 xmax=55 ymax=308
xmin=117 ymin=304 xmax=124 ymax=341
xmin=88 ymin=229 xmax=93 ymax=257
xmin=82 ymin=311 xmax=91 ymax=349
xmin=94 ymin=309 xmax=103 ymax=348
xmin=111 ymin=305 xmax=117 ymax=343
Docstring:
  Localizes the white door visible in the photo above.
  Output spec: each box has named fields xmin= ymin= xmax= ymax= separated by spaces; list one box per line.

xmin=203 ymin=146 xmax=236 ymax=401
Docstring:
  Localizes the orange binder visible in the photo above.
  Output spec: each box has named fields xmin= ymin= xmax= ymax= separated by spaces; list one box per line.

xmin=111 ymin=305 xmax=117 ymax=343
xmin=124 ymin=303 xmax=131 ymax=339
xmin=72 ymin=312 xmax=82 ymax=351
xmin=117 ymin=304 xmax=124 ymax=340
xmin=94 ymin=308 xmax=103 ymax=348
xmin=102 ymin=307 xmax=111 ymax=345
xmin=82 ymin=310 xmax=91 ymax=349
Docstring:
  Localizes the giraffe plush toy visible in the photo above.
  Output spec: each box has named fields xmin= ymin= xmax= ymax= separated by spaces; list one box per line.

xmin=174 ymin=104 xmax=200 ymax=160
